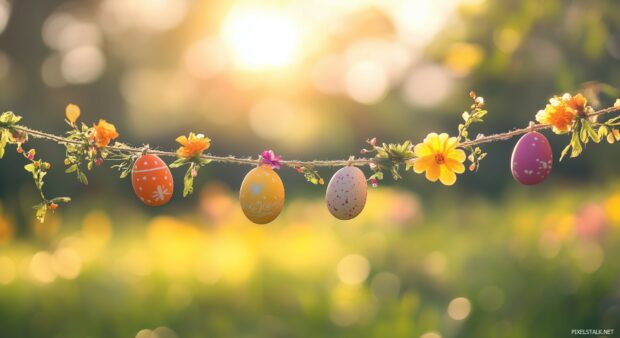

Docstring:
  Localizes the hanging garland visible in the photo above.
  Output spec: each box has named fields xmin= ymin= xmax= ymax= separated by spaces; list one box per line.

xmin=0 ymin=92 xmax=619 ymax=224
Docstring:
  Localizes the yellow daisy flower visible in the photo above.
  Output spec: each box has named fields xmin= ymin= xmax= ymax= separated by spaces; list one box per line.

xmin=412 ymin=133 xmax=466 ymax=186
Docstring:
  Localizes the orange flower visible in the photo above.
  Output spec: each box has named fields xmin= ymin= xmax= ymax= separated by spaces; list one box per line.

xmin=176 ymin=132 xmax=210 ymax=159
xmin=93 ymin=119 xmax=119 ymax=148
xmin=566 ymin=93 xmax=587 ymax=117
xmin=65 ymin=104 xmax=80 ymax=126
xmin=535 ymin=93 xmax=587 ymax=134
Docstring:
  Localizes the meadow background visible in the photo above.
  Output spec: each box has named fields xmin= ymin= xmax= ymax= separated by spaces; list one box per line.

xmin=0 ymin=0 xmax=619 ymax=337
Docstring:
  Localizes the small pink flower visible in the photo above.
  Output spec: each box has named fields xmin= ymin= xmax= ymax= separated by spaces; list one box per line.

xmin=95 ymin=158 xmax=103 ymax=166
xmin=191 ymin=167 xmax=198 ymax=177
xmin=371 ymin=178 xmax=379 ymax=188
xmin=360 ymin=149 xmax=369 ymax=154
xmin=369 ymin=137 xmax=377 ymax=146
xmin=260 ymin=150 xmax=282 ymax=170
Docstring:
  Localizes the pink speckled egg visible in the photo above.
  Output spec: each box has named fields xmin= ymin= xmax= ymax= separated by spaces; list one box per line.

xmin=511 ymin=132 xmax=553 ymax=185
xmin=326 ymin=166 xmax=368 ymax=220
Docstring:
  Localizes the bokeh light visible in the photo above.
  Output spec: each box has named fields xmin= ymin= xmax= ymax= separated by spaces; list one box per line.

xmin=337 ymin=254 xmax=371 ymax=285
xmin=447 ymin=297 xmax=472 ymax=321
xmin=402 ymin=64 xmax=453 ymax=107
xmin=0 ymin=0 xmax=10 ymax=35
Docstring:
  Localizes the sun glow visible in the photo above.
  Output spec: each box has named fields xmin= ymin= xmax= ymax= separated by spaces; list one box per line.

xmin=221 ymin=6 xmax=301 ymax=70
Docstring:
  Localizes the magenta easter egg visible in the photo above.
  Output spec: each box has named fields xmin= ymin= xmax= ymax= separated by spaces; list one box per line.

xmin=510 ymin=132 xmax=553 ymax=185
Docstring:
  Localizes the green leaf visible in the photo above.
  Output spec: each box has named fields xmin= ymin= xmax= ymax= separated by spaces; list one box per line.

xmin=0 ymin=111 xmax=22 ymax=126
xmin=588 ymin=126 xmax=600 ymax=143
xmin=560 ymin=143 xmax=571 ymax=161
xmin=405 ymin=160 xmax=414 ymax=171
xmin=24 ymin=163 xmax=35 ymax=173
xmin=0 ymin=130 xmax=7 ymax=159
xmin=49 ymin=196 xmax=71 ymax=204
xmin=579 ymin=121 xmax=589 ymax=143
xmin=570 ymin=131 xmax=583 ymax=158
xmin=34 ymin=203 xmax=47 ymax=223
xmin=65 ymin=164 xmax=78 ymax=173
xmin=77 ymin=171 xmax=89 ymax=185
xmin=120 ymin=167 xmax=131 ymax=179
xmin=183 ymin=166 xmax=195 ymax=197
xmin=169 ymin=158 xmax=187 ymax=168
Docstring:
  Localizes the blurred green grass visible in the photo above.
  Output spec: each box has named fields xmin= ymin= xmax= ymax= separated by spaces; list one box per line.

xmin=1 ymin=182 xmax=619 ymax=338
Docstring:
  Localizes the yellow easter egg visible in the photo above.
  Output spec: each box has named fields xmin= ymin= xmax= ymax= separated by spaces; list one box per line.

xmin=239 ymin=165 xmax=285 ymax=224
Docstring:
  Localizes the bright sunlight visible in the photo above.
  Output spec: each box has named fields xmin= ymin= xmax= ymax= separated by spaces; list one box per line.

xmin=221 ymin=6 xmax=301 ymax=70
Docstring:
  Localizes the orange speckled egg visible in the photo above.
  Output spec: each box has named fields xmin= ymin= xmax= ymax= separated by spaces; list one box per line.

xmin=131 ymin=154 xmax=174 ymax=206
xmin=239 ymin=165 xmax=285 ymax=224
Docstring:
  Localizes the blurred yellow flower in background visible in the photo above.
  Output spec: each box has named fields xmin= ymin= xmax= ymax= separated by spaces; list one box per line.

xmin=536 ymin=93 xmax=587 ymax=134
xmin=65 ymin=104 xmax=80 ymax=126
xmin=92 ymin=119 xmax=119 ymax=148
xmin=176 ymin=132 xmax=211 ymax=159
xmin=412 ymin=133 xmax=465 ymax=185
xmin=0 ymin=213 xmax=13 ymax=245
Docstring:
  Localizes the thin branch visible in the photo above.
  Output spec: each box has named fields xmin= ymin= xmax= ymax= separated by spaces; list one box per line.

xmin=11 ymin=105 xmax=620 ymax=168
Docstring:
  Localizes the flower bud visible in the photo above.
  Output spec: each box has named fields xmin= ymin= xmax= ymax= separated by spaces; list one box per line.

xmin=370 ymin=178 xmax=379 ymax=188
xmin=607 ymin=133 xmax=615 ymax=144
xmin=95 ymin=158 xmax=103 ymax=166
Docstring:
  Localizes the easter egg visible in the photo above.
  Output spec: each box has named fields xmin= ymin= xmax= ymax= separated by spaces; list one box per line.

xmin=326 ymin=166 xmax=368 ymax=220
xmin=510 ymin=131 xmax=553 ymax=185
xmin=131 ymin=154 xmax=174 ymax=206
xmin=239 ymin=165 xmax=285 ymax=224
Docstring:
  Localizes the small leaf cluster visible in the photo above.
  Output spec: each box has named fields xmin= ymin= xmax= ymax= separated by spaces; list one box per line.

xmin=63 ymin=120 xmax=106 ymax=185
xmin=25 ymin=158 xmax=71 ymax=223
xmin=0 ymin=112 xmax=71 ymax=222
xmin=0 ymin=112 xmax=24 ymax=158
xmin=561 ymin=110 xmax=620 ymax=160
xmin=458 ymin=91 xmax=488 ymax=171
xmin=361 ymin=137 xmax=415 ymax=184
xmin=293 ymin=165 xmax=324 ymax=185
xmin=170 ymin=157 xmax=212 ymax=197
xmin=108 ymin=145 xmax=139 ymax=179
